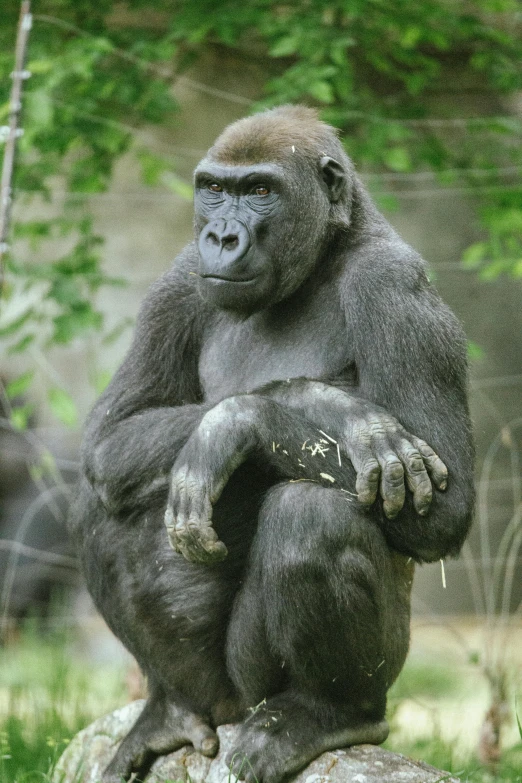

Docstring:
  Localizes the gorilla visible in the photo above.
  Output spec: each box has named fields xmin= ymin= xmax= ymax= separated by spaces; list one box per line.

xmin=70 ymin=105 xmax=474 ymax=783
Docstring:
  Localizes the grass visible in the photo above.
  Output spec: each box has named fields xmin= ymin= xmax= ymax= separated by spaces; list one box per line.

xmin=386 ymin=652 xmax=522 ymax=782
xmin=0 ymin=620 xmax=127 ymax=782
xmin=0 ymin=620 xmax=521 ymax=782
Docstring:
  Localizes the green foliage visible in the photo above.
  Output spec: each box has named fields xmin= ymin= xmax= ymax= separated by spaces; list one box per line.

xmin=48 ymin=387 xmax=78 ymax=427
xmin=468 ymin=341 xmax=485 ymax=361
xmin=0 ymin=620 xmax=128 ymax=782
xmin=4 ymin=371 xmax=34 ymax=399
xmin=463 ymin=194 xmax=522 ymax=279
xmin=1 ymin=0 xmax=521 ymax=428
xmin=0 ymin=0 xmax=180 ymax=426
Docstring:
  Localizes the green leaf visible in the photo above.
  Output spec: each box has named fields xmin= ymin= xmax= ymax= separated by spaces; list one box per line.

xmin=7 ymin=334 xmax=36 ymax=355
xmin=401 ymin=26 xmax=422 ymax=49
xmin=48 ymin=278 xmax=83 ymax=307
xmin=93 ymin=370 xmax=113 ymax=394
xmin=5 ymin=371 xmax=34 ymax=399
xmin=10 ymin=403 xmax=35 ymax=431
xmin=269 ymin=36 xmax=299 ymax=58
xmin=48 ymin=388 xmax=78 ymax=428
xmin=26 ymin=89 xmax=53 ymax=128
xmin=26 ymin=59 xmax=53 ymax=75
xmin=383 ymin=147 xmax=412 ymax=173
xmin=138 ymin=151 xmax=165 ymax=187
xmin=308 ymin=81 xmax=334 ymax=104
xmin=480 ymin=259 xmax=510 ymax=280
xmin=468 ymin=341 xmax=485 ymax=361
xmin=29 ymin=449 xmax=59 ymax=482
xmin=163 ymin=174 xmax=194 ymax=200
xmin=52 ymin=304 xmax=103 ymax=344
xmin=462 ymin=242 xmax=487 ymax=268
xmin=374 ymin=193 xmax=400 ymax=212
xmin=0 ymin=310 xmax=32 ymax=337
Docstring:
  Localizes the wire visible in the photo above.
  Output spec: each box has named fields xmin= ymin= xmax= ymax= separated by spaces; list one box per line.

xmin=33 ymin=14 xmax=253 ymax=106
xmin=472 ymin=374 xmax=522 ymax=389
xmin=41 ymin=98 xmax=522 ymax=183
xmin=375 ymin=184 xmax=522 ymax=198
xmin=363 ymin=165 xmax=522 ymax=182
xmin=13 ymin=181 xmax=522 ymax=202
xmin=32 ymin=14 xmax=522 ymax=124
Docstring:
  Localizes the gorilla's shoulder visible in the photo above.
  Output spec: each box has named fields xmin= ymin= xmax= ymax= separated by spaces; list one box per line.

xmin=135 ymin=242 xmax=204 ymax=327
xmin=144 ymin=243 xmax=199 ymax=298
xmin=345 ymin=230 xmax=431 ymax=294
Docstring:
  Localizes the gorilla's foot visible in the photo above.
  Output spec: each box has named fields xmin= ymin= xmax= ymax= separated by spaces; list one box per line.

xmin=102 ymin=694 xmax=218 ymax=783
xmin=226 ymin=695 xmax=388 ymax=783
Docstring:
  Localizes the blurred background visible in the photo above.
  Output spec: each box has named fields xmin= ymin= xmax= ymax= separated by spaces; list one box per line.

xmin=0 ymin=1 xmax=521 ymax=781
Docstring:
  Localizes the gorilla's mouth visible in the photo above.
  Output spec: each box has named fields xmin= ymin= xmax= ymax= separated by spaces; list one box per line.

xmin=200 ymin=274 xmax=258 ymax=284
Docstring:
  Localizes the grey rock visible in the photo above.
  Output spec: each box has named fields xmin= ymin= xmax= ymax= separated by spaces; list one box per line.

xmin=53 ymin=701 xmax=459 ymax=783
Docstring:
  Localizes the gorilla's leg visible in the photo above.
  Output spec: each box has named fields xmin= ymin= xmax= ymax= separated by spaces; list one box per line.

xmin=74 ymin=471 xmax=266 ymax=782
xmin=90 ymin=524 xmax=242 ymax=783
xmin=226 ymin=482 xmax=412 ymax=783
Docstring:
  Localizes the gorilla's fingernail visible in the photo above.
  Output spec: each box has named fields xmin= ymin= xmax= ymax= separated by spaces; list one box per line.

xmin=440 ymin=481 xmax=447 ymax=490
xmin=418 ymin=508 xmax=428 ymax=516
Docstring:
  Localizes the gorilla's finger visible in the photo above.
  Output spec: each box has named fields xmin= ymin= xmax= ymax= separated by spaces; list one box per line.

xmin=397 ymin=441 xmax=433 ymax=516
xmin=194 ymin=521 xmax=228 ymax=560
xmin=412 ymin=438 xmax=448 ymax=490
xmin=353 ymin=456 xmax=380 ymax=505
xmin=176 ymin=514 xmax=202 ymax=555
xmin=378 ymin=453 xmax=405 ymax=518
xmin=176 ymin=515 xmax=226 ymax=563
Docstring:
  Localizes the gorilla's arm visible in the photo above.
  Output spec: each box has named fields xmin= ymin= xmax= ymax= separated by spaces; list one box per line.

xmin=81 ymin=260 xmax=214 ymax=515
xmin=344 ymin=248 xmax=475 ymax=561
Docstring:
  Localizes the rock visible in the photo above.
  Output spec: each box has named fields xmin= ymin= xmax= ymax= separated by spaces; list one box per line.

xmin=53 ymin=701 xmax=459 ymax=783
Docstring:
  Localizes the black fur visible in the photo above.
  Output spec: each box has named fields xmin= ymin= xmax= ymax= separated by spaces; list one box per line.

xmin=69 ymin=105 xmax=474 ymax=783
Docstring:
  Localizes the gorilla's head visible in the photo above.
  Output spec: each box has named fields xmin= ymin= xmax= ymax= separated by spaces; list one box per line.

xmin=193 ymin=105 xmax=356 ymax=313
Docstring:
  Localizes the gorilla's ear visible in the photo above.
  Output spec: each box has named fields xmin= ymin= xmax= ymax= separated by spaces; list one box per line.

xmin=319 ymin=156 xmax=346 ymax=203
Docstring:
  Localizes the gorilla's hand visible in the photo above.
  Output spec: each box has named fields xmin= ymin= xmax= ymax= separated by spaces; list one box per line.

xmin=258 ymin=379 xmax=448 ymax=519
xmin=165 ymin=398 xmax=257 ymax=563
xmin=339 ymin=397 xmax=448 ymax=518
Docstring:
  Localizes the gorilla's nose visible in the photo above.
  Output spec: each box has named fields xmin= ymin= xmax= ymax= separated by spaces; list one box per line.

xmin=206 ymin=228 xmax=239 ymax=252
xmin=198 ymin=218 xmax=251 ymax=276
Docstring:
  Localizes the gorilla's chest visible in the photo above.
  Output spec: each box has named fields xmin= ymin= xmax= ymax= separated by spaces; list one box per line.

xmin=199 ymin=294 xmax=351 ymax=403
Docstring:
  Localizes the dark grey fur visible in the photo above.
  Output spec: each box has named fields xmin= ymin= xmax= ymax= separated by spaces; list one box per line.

xmin=69 ymin=105 xmax=474 ymax=783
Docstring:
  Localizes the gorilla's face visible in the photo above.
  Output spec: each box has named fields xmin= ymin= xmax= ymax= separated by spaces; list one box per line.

xmin=193 ymin=157 xmax=339 ymax=313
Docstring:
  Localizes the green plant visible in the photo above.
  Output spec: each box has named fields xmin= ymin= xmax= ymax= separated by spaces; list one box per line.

xmin=0 ymin=620 xmax=128 ymax=782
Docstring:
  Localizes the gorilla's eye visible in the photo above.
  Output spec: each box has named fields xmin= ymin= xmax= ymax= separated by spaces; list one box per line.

xmin=254 ymin=185 xmax=270 ymax=197
xmin=208 ymin=183 xmax=223 ymax=193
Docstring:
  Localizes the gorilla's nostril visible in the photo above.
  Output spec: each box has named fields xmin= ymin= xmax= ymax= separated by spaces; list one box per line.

xmin=206 ymin=232 xmax=220 ymax=246
xmin=222 ymin=234 xmax=239 ymax=251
